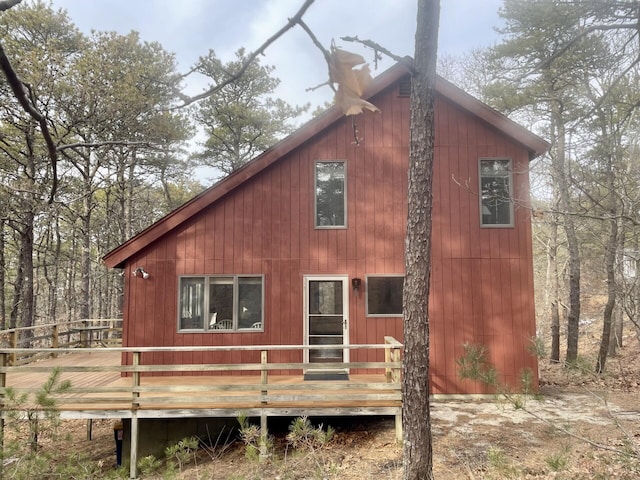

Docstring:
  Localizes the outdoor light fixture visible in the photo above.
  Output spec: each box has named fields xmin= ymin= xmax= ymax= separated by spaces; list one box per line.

xmin=351 ymin=277 xmax=362 ymax=291
xmin=132 ymin=266 xmax=150 ymax=279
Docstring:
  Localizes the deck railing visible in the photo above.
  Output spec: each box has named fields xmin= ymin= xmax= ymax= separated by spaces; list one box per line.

xmin=0 ymin=339 xmax=403 ymax=412
xmin=0 ymin=318 xmax=122 ymax=365
xmin=0 ymin=338 xmax=403 ymax=478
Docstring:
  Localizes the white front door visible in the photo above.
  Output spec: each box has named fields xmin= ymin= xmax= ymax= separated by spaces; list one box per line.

xmin=304 ymin=276 xmax=349 ymax=371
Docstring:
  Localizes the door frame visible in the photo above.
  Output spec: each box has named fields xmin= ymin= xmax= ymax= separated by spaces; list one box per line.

xmin=303 ymin=275 xmax=350 ymax=372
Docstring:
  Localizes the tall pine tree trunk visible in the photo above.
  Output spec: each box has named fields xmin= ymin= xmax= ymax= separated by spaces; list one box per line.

xmin=402 ymin=1 xmax=440 ymax=479
xmin=0 ymin=219 xmax=5 ymax=329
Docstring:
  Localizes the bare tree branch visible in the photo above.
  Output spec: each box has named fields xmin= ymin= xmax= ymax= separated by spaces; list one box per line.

xmin=176 ymin=0 xmax=316 ymax=108
xmin=533 ymin=23 xmax=640 ymax=73
xmin=0 ymin=41 xmax=58 ymax=204
xmin=340 ymin=35 xmax=413 ymax=70
xmin=57 ymin=140 xmax=164 ymax=152
xmin=296 ymin=18 xmax=335 ymax=92
xmin=0 ymin=0 xmax=21 ymax=12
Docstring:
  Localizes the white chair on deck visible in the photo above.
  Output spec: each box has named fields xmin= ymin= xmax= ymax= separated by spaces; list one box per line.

xmin=212 ymin=319 xmax=232 ymax=329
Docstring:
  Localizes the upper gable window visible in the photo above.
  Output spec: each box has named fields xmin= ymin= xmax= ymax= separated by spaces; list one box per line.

xmin=479 ymin=158 xmax=514 ymax=227
xmin=315 ymin=161 xmax=346 ymax=228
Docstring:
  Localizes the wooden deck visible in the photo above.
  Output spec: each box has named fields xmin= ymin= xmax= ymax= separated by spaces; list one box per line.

xmin=0 ymin=332 xmax=402 ymax=479
xmin=1 ymin=345 xmax=402 ymax=420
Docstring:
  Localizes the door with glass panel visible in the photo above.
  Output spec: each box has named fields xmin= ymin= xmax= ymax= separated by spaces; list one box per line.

xmin=304 ymin=276 xmax=349 ymax=371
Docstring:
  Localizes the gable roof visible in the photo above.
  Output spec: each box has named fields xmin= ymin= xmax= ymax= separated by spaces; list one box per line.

xmin=103 ymin=63 xmax=549 ymax=269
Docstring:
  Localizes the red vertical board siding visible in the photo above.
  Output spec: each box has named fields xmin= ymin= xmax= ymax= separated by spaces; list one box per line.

xmin=118 ymin=84 xmax=538 ymax=393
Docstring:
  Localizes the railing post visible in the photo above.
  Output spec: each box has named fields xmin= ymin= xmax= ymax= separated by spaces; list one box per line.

xmin=391 ymin=345 xmax=401 ymax=384
xmin=52 ymin=324 xmax=59 ymax=358
xmin=384 ymin=341 xmax=392 ymax=383
xmin=130 ymin=351 xmax=141 ymax=479
xmin=106 ymin=319 xmax=113 ymax=345
xmin=260 ymin=350 xmax=268 ymax=404
xmin=82 ymin=319 xmax=89 ymax=348
xmin=9 ymin=330 xmax=17 ymax=366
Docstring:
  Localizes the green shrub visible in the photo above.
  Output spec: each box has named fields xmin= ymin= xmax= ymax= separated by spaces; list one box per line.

xmin=286 ymin=416 xmax=334 ymax=451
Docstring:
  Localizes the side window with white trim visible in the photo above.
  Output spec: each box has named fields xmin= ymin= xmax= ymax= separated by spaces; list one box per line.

xmin=480 ymin=158 xmax=514 ymax=227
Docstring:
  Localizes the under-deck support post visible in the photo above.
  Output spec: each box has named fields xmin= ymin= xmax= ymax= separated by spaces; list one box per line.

xmin=130 ymin=413 xmax=139 ymax=479
xmin=0 ymin=353 xmax=6 ymax=479
xmin=395 ymin=407 xmax=403 ymax=444
xmin=260 ymin=350 xmax=268 ymax=460
xmin=130 ymin=351 xmax=141 ymax=479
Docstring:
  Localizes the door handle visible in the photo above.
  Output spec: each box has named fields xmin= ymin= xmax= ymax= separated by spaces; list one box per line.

xmin=343 ymin=318 xmax=347 ymax=329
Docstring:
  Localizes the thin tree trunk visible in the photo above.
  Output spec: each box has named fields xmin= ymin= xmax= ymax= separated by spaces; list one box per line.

xmin=553 ymin=111 xmax=581 ymax=364
xmin=609 ymin=304 xmax=622 ymax=355
xmin=50 ymin=216 xmax=61 ymax=321
xmin=609 ymin=222 xmax=626 ymax=356
xmin=9 ymin=239 xmax=24 ymax=330
xmin=403 ymin=1 xmax=440 ymax=479
xmin=126 ymin=154 xmax=136 ymax=239
xmin=547 ymin=213 xmax=561 ymax=362
xmin=20 ymin=211 xmax=34 ymax=333
xmin=596 ymin=214 xmax=617 ymax=373
xmin=79 ymin=156 xmax=93 ymax=321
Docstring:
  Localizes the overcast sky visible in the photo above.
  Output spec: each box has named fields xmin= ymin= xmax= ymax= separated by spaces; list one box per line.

xmin=51 ymin=0 xmax=505 ymax=109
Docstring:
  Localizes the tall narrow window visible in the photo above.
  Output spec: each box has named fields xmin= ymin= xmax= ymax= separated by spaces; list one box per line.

xmin=315 ymin=161 xmax=346 ymax=228
xmin=480 ymin=158 xmax=513 ymax=227
xmin=179 ymin=277 xmax=205 ymax=330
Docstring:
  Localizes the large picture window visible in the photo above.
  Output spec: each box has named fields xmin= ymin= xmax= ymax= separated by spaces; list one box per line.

xmin=480 ymin=158 xmax=513 ymax=227
xmin=315 ymin=161 xmax=346 ymax=228
xmin=178 ymin=276 xmax=263 ymax=331
xmin=366 ymin=275 xmax=404 ymax=316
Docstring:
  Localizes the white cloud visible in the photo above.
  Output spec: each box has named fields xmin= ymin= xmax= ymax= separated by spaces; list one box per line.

xmin=51 ymin=0 xmax=503 ymax=109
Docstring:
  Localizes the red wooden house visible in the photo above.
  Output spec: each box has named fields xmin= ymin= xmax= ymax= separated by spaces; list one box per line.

xmin=103 ymin=64 xmax=548 ymax=394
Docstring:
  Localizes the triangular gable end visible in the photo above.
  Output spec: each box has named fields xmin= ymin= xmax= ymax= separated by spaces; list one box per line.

xmin=103 ymin=62 xmax=548 ymax=269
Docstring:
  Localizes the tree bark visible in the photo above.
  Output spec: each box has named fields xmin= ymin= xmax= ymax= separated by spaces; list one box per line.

xmin=609 ymin=221 xmax=626 ymax=356
xmin=402 ymin=1 xmax=440 ymax=479
xmin=552 ymin=108 xmax=581 ymax=364
xmin=0 ymin=218 xmax=5 ymax=329
xmin=596 ymin=214 xmax=617 ymax=373
xmin=547 ymin=211 xmax=561 ymax=363
xmin=80 ymin=176 xmax=92 ymax=321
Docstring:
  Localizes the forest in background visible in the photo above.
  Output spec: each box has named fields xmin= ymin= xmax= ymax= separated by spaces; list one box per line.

xmin=2 ymin=0 xmax=640 ymax=376
xmin=0 ymin=2 xmax=306 ymax=332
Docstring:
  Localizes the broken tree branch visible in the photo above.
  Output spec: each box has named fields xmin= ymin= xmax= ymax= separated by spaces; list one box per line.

xmin=341 ymin=35 xmax=414 ymax=70
xmin=297 ymin=18 xmax=336 ymax=93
